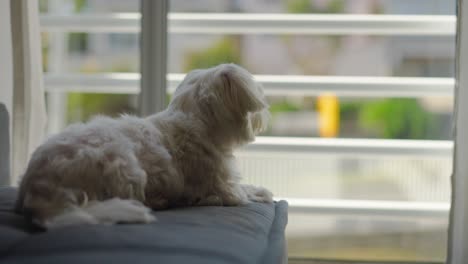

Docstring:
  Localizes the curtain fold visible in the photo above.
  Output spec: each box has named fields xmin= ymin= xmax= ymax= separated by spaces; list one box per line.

xmin=10 ymin=0 xmax=47 ymax=183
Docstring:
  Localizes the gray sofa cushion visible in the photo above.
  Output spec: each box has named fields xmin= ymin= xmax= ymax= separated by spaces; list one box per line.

xmin=0 ymin=187 xmax=288 ymax=264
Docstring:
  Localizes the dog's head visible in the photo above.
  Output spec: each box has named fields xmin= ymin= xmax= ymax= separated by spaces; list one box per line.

xmin=169 ymin=64 xmax=269 ymax=145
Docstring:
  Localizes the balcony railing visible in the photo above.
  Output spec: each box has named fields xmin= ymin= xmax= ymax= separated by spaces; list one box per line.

xmin=44 ymin=73 xmax=455 ymax=97
xmin=284 ymin=198 xmax=449 ymax=218
xmin=40 ymin=13 xmax=456 ymax=35
xmin=240 ymin=137 xmax=452 ymax=158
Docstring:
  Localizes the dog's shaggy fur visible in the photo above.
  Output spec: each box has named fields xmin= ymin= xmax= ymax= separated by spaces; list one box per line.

xmin=16 ymin=64 xmax=273 ymax=229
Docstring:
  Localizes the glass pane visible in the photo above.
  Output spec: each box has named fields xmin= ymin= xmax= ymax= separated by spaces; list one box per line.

xmin=40 ymin=0 xmax=139 ymax=133
xmin=42 ymin=32 xmax=139 ymax=74
xmin=46 ymin=93 xmax=138 ymax=124
xmin=169 ymin=35 xmax=455 ymax=77
xmin=39 ymin=0 xmax=455 ymax=262
xmin=239 ymin=154 xmax=451 ymax=202
xmin=287 ymin=214 xmax=448 ymax=262
xmin=168 ymin=1 xmax=455 ymax=262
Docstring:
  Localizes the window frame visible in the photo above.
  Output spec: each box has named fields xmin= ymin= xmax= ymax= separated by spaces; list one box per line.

xmin=139 ymin=0 xmax=168 ymax=116
xmin=447 ymin=0 xmax=468 ymax=263
xmin=40 ymin=1 xmax=464 ymax=261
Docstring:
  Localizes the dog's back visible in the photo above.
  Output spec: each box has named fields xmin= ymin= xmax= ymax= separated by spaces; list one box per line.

xmin=16 ymin=115 xmax=158 ymax=228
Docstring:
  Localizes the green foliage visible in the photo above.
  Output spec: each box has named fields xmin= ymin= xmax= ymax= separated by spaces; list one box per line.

xmin=286 ymin=0 xmax=344 ymax=13
xmin=339 ymin=101 xmax=360 ymax=118
xmin=67 ymin=93 xmax=134 ymax=123
xmin=327 ymin=0 xmax=345 ymax=13
xmin=74 ymin=0 xmax=87 ymax=12
xmin=66 ymin=63 xmax=135 ymax=123
xmin=41 ymin=33 xmax=49 ymax=72
xmin=38 ymin=0 xmax=86 ymax=14
xmin=269 ymin=101 xmax=301 ymax=113
xmin=183 ymin=37 xmax=241 ymax=71
xmin=287 ymin=0 xmax=311 ymax=13
xmin=358 ymin=99 xmax=433 ymax=139
xmin=68 ymin=33 xmax=88 ymax=53
xmin=38 ymin=0 xmax=48 ymax=13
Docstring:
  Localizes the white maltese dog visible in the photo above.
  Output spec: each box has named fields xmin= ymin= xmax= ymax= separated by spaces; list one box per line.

xmin=15 ymin=64 xmax=273 ymax=229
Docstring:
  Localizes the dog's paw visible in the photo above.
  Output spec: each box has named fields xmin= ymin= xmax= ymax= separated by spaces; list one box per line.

xmin=242 ymin=185 xmax=274 ymax=203
xmin=43 ymin=198 xmax=156 ymax=229
xmin=87 ymin=198 xmax=157 ymax=224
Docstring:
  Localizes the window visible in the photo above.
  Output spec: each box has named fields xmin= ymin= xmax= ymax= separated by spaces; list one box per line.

xmin=39 ymin=0 xmax=140 ymax=133
xmin=40 ymin=0 xmax=456 ymax=262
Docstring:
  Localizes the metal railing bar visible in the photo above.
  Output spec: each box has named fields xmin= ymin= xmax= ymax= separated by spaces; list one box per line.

xmin=242 ymin=137 xmax=453 ymax=157
xmin=282 ymin=197 xmax=449 ymax=218
xmin=40 ymin=13 xmax=139 ymax=32
xmin=40 ymin=13 xmax=456 ymax=36
xmin=44 ymin=73 xmax=455 ymax=97
xmin=169 ymin=74 xmax=455 ymax=97
xmin=44 ymin=73 xmax=140 ymax=94
xmin=169 ymin=13 xmax=456 ymax=36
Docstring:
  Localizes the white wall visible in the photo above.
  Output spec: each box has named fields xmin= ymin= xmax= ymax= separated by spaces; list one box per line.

xmin=0 ymin=0 xmax=12 ymax=113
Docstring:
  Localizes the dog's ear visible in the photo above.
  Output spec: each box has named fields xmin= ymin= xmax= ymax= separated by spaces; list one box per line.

xmin=216 ymin=64 xmax=268 ymax=114
xmin=169 ymin=70 xmax=204 ymax=113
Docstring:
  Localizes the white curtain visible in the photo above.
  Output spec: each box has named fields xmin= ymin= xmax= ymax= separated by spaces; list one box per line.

xmin=10 ymin=0 xmax=47 ymax=183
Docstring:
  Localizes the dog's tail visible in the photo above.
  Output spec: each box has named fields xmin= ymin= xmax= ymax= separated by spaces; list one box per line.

xmin=17 ymin=186 xmax=156 ymax=229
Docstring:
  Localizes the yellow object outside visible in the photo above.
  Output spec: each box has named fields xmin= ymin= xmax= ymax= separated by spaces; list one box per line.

xmin=317 ymin=94 xmax=339 ymax=137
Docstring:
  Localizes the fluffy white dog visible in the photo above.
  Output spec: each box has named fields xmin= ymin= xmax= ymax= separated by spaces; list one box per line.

xmin=16 ymin=64 xmax=273 ymax=229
